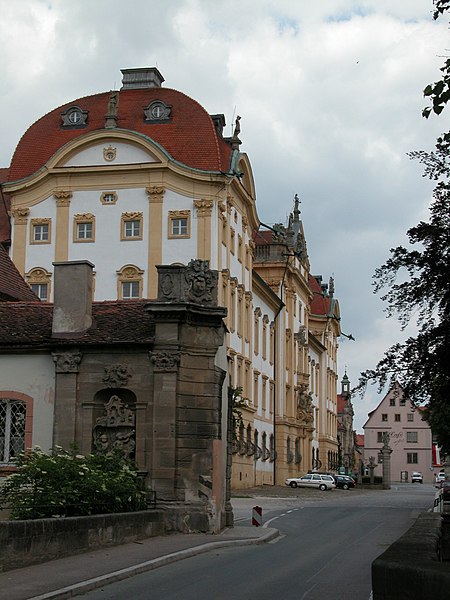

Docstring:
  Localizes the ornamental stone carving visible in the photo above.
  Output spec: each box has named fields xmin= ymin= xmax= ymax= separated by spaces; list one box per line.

xmin=296 ymin=325 xmax=308 ymax=347
xmin=185 ymin=259 xmax=217 ymax=305
xmin=157 ymin=259 xmax=218 ymax=306
xmin=150 ymin=351 xmax=181 ymax=372
xmin=146 ymin=186 xmax=165 ymax=202
xmin=54 ymin=191 xmax=72 ymax=207
xmin=103 ymin=145 xmax=117 ymax=161
xmin=296 ymin=384 xmax=314 ymax=425
xmin=102 ymin=363 xmax=132 ymax=387
xmin=159 ymin=271 xmax=177 ymax=300
xmin=74 ymin=212 xmax=94 ymax=221
xmin=93 ymin=395 xmax=135 ymax=461
xmin=52 ymin=351 xmax=82 ymax=373
xmin=221 ymin=269 xmax=230 ymax=286
xmin=194 ymin=198 xmax=213 ymax=217
xmin=122 ymin=211 xmax=142 ymax=220
xmin=11 ymin=208 xmax=30 ymax=224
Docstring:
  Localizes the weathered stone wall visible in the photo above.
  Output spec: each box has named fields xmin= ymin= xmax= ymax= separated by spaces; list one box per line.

xmin=372 ymin=512 xmax=450 ymax=600
xmin=0 ymin=505 xmax=210 ymax=572
xmin=50 ymin=259 xmax=229 ymax=534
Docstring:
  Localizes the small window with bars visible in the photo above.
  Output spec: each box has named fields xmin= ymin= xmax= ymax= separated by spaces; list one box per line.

xmin=0 ymin=400 xmax=26 ymax=464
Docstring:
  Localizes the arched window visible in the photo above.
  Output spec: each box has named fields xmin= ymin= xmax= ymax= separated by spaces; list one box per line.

xmin=26 ymin=267 xmax=52 ymax=302
xmin=117 ymin=264 xmax=144 ymax=300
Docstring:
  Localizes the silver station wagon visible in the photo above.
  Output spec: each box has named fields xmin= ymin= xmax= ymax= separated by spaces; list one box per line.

xmin=285 ymin=474 xmax=336 ymax=491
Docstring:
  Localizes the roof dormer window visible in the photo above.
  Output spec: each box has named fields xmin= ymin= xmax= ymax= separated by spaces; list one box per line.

xmin=61 ymin=106 xmax=88 ymax=128
xmin=144 ymin=100 xmax=172 ymax=122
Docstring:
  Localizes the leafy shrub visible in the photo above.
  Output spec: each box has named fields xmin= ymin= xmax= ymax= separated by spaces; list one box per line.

xmin=0 ymin=447 xmax=147 ymax=519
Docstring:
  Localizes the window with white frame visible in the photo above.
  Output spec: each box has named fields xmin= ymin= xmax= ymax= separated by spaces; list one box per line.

xmin=31 ymin=283 xmax=48 ymax=301
xmin=121 ymin=213 xmax=143 ymax=240
xmin=0 ymin=400 xmax=26 ymax=464
xmin=77 ymin=222 xmax=93 ymax=239
xmin=168 ymin=210 xmax=190 ymax=238
xmin=121 ymin=281 xmax=140 ymax=300
xmin=406 ymin=431 xmax=418 ymax=443
xmin=74 ymin=213 xmax=95 ymax=242
xmin=407 ymin=413 xmax=414 ymax=422
xmin=30 ymin=219 xmax=51 ymax=244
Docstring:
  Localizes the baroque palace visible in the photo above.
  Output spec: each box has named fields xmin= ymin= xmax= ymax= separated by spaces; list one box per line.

xmin=0 ymin=68 xmax=341 ymax=499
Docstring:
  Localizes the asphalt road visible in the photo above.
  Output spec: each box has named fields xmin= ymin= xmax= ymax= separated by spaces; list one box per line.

xmin=80 ymin=484 xmax=437 ymax=600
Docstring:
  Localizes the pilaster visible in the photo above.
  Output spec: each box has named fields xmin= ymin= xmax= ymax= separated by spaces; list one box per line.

xmin=11 ymin=208 xmax=29 ymax=275
xmin=54 ymin=191 xmax=72 ymax=262
xmin=146 ymin=186 xmax=165 ymax=299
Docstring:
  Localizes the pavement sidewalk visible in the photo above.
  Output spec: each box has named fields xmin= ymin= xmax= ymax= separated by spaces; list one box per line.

xmin=0 ymin=525 xmax=279 ymax=600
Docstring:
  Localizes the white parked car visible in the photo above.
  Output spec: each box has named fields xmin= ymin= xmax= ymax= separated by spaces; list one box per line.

xmin=411 ymin=472 xmax=423 ymax=483
xmin=285 ymin=474 xmax=336 ymax=491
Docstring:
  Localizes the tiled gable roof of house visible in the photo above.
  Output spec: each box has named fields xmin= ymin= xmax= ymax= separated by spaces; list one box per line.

xmin=0 ymin=246 xmax=39 ymax=302
xmin=0 ymin=300 xmax=154 ymax=346
xmin=8 ymin=88 xmax=232 ymax=182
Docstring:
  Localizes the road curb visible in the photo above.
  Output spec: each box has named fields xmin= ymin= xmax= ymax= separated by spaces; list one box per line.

xmin=29 ymin=528 xmax=280 ymax=600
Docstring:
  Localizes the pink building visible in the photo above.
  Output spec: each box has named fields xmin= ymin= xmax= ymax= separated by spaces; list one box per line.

xmin=363 ymin=384 xmax=434 ymax=483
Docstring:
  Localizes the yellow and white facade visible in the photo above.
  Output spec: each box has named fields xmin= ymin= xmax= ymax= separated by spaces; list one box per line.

xmin=2 ymin=67 xmax=341 ymax=490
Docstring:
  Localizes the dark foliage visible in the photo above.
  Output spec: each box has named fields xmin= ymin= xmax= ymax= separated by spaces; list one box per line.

xmin=357 ymin=133 xmax=450 ymax=455
xmin=423 ymin=1 xmax=450 ymax=118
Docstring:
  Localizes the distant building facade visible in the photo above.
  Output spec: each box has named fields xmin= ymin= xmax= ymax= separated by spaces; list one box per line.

xmin=336 ymin=372 xmax=355 ymax=474
xmin=363 ymin=384 xmax=434 ymax=483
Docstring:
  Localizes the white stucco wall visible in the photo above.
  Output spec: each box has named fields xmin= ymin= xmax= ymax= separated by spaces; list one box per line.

xmin=0 ymin=354 xmax=55 ymax=454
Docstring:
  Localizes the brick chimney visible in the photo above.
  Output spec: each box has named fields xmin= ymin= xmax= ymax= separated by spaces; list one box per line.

xmin=52 ymin=260 xmax=94 ymax=337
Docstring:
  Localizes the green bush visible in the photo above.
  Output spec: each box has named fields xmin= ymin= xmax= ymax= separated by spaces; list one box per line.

xmin=0 ymin=447 xmax=147 ymax=519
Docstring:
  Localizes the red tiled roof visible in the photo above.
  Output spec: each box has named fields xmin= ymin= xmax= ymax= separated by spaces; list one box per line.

xmin=0 ymin=300 xmax=154 ymax=346
xmin=253 ymin=229 xmax=273 ymax=245
xmin=0 ymin=169 xmax=9 ymax=183
xmin=0 ymin=246 xmax=39 ymax=302
xmin=337 ymin=394 xmax=347 ymax=414
xmin=355 ymin=434 xmax=364 ymax=447
xmin=8 ymin=88 xmax=232 ymax=182
xmin=309 ymin=274 xmax=330 ymax=316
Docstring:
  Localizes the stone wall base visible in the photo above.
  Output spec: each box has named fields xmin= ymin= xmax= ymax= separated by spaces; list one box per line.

xmin=0 ymin=503 xmax=217 ymax=572
xmin=372 ymin=512 xmax=450 ymax=600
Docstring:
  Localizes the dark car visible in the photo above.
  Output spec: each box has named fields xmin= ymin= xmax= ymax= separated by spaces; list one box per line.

xmin=440 ymin=480 xmax=450 ymax=501
xmin=334 ymin=475 xmax=356 ymax=490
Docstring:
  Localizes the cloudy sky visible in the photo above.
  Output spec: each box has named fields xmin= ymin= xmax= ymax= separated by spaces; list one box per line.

xmin=0 ymin=0 xmax=447 ymax=430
